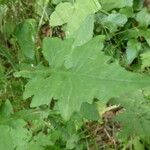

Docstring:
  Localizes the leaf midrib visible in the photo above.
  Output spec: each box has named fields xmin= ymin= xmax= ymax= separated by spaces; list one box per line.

xmin=52 ymin=69 xmax=150 ymax=84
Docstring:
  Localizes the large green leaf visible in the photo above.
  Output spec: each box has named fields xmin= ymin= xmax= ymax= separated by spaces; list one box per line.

xmin=20 ymin=36 xmax=150 ymax=120
xmin=0 ymin=4 xmax=7 ymax=27
xmin=50 ymin=0 xmax=101 ymax=39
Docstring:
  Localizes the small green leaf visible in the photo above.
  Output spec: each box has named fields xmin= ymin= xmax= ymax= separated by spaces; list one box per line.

xmin=0 ymin=100 xmax=13 ymax=117
xmin=80 ymin=102 xmax=100 ymax=121
xmin=126 ymin=39 xmax=141 ymax=65
xmin=119 ymin=7 xmax=134 ymax=18
xmin=66 ymin=134 xmax=79 ymax=149
xmin=35 ymin=0 xmax=49 ymax=15
xmin=122 ymin=28 xmax=140 ymax=39
xmin=100 ymin=13 xmax=127 ymax=32
xmin=140 ymin=29 xmax=150 ymax=46
xmin=71 ymin=14 xmax=94 ymax=46
xmin=15 ymin=19 xmax=37 ymax=59
xmin=99 ymin=0 xmax=133 ymax=11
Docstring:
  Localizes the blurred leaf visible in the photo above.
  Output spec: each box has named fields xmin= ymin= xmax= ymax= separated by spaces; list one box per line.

xmin=140 ymin=29 xmax=150 ymax=46
xmin=35 ymin=0 xmax=51 ymax=18
xmin=51 ymin=0 xmax=62 ymax=4
xmin=99 ymin=0 xmax=133 ymax=11
xmin=132 ymin=137 xmax=145 ymax=150
xmin=0 ymin=63 xmax=5 ymax=88
xmin=66 ymin=134 xmax=79 ymax=149
xmin=133 ymin=0 xmax=144 ymax=11
xmin=0 ymin=4 xmax=7 ymax=27
xmin=141 ymin=51 xmax=150 ymax=69
xmin=135 ymin=8 xmax=150 ymax=27
xmin=0 ymin=125 xmax=13 ymax=150
xmin=0 ymin=100 xmax=13 ymax=118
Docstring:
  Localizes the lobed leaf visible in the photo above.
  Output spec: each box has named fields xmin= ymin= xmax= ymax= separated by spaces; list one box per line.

xmin=23 ymin=36 xmax=150 ymax=120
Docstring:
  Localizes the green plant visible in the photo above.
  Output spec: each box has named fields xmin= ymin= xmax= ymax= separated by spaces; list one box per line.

xmin=1 ymin=0 xmax=150 ymax=149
